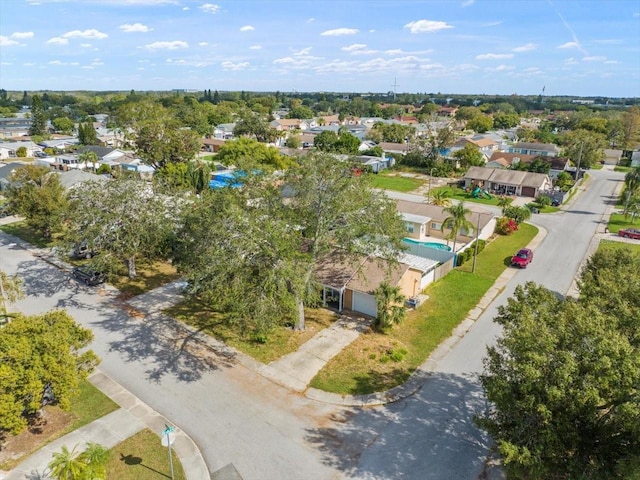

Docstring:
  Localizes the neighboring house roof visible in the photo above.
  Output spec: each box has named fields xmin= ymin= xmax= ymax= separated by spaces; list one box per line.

xmin=379 ymin=142 xmax=409 ymax=153
xmin=603 ymin=149 xmax=623 ymax=159
xmin=395 ymin=199 xmax=494 ymax=230
xmin=487 ymin=152 xmax=569 ymax=171
xmin=510 ymin=142 xmax=561 ymax=154
xmin=465 ymin=166 xmax=550 ymax=189
xmin=0 ymin=162 xmax=27 ymax=182
xmin=77 ymin=146 xmax=126 ymax=161
xmin=55 ymin=170 xmax=108 ymax=189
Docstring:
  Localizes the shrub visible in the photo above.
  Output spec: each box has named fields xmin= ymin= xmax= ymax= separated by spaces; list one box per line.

xmin=535 ymin=195 xmax=552 ymax=206
xmin=16 ymin=146 xmax=27 ymax=157
xmin=503 ymin=205 xmax=532 ymax=224
xmin=495 ymin=217 xmax=519 ymax=235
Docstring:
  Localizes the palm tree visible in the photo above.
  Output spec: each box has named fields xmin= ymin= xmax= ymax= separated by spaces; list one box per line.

xmin=441 ymin=201 xmax=474 ymax=253
xmin=78 ymin=150 xmax=98 ymax=173
xmin=623 ymin=167 xmax=640 ymax=219
xmin=497 ymin=195 xmax=512 ymax=215
xmin=79 ymin=443 xmax=109 ymax=480
xmin=0 ymin=270 xmax=25 ymax=325
xmin=430 ymin=188 xmax=452 ymax=207
xmin=48 ymin=445 xmax=86 ymax=480
xmin=373 ymin=281 xmax=406 ymax=331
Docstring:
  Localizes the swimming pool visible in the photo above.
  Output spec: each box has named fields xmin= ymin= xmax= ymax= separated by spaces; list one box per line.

xmin=403 ymin=238 xmax=452 ymax=251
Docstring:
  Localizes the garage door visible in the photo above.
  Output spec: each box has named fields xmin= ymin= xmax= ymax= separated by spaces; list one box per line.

xmin=521 ymin=186 xmax=536 ymax=197
xmin=352 ymin=291 xmax=378 ymax=318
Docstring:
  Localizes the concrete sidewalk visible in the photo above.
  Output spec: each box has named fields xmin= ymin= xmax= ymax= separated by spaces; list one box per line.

xmin=4 ymin=371 xmax=209 ymax=480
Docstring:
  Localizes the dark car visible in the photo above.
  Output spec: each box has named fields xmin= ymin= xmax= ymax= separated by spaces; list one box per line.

xmin=511 ymin=248 xmax=534 ymax=268
xmin=72 ymin=266 xmax=106 ymax=286
xmin=618 ymin=228 xmax=640 ymax=240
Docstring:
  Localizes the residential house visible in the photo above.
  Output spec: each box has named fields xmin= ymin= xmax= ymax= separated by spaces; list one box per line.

xmin=603 ymin=148 xmax=623 ymax=165
xmin=395 ymin=200 xmax=496 ymax=251
xmin=201 ymin=138 xmax=226 ymax=153
xmin=454 ymin=135 xmax=500 ymax=159
xmin=508 ymin=141 xmax=561 ymax=157
xmin=213 ymin=123 xmax=236 ymax=140
xmin=270 ymin=119 xmax=306 ymax=131
xmin=55 ymin=169 xmax=109 ymax=190
xmin=487 ymin=152 xmax=570 ymax=178
xmin=379 ymin=142 xmax=410 ymax=155
xmin=0 ymin=162 xmax=27 ymax=191
xmin=437 ymin=105 xmax=458 ymax=117
xmin=314 ymin=252 xmax=424 ymax=318
xmin=0 ymin=117 xmax=32 ymax=139
xmin=0 ymin=141 xmax=42 ymax=160
xmin=38 ymin=137 xmax=79 ymax=151
xmin=463 ymin=166 xmax=552 ymax=197
xmin=77 ymin=146 xmax=127 ymax=164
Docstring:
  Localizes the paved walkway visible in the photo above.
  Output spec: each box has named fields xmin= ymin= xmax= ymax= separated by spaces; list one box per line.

xmin=4 ymin=371 xmax=208 ymax=480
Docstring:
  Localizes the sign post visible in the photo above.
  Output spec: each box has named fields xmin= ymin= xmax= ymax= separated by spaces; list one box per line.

xmin=161 ymin=424 xmax=176 ymax=480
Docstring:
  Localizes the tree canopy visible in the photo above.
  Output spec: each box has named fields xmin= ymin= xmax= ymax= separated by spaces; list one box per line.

xmin=173 ymin=152 xmax=406 ymax=334
xmin=0 ymin=310 xmax=99 ymax=435
xmin=477 ymin=248 xmax=640 ymax=479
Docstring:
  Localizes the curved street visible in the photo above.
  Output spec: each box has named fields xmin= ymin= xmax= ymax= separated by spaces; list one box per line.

xmin=0 ymin=167 xmax=624 ymax=479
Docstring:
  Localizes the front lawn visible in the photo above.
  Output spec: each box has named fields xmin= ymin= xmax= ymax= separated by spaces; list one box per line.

xmin=0 ymin=221 xmax=54 ymax=249
xmin=599 ymin=239 xmax=640 ymax=255
xmin=432 ymin=186 xmax=505 ymax=207
xmin=367 ymin=173 xmax=425 ymax=192
xmin=106 ymin=428 xmax=186 ymax=480
xmin=310 ymin=223 xmax=539 ymax=395
xmin=165 ymin=302 xmax=339 ymax=364
xmin=0 ymin=380 xmax=118 ymax=471
xmin=607 ymin=213 xmax=640 ymax=233
xmin=110 ymin=260 xmax=181 ymax=298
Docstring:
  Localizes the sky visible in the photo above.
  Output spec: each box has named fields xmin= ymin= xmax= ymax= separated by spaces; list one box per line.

xmin=1 ymin=0 xmax=639 ymax=97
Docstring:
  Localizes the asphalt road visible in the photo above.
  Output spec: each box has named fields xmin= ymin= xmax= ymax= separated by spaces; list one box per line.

xmin=0 ymin=167 xmax=624 ymax=480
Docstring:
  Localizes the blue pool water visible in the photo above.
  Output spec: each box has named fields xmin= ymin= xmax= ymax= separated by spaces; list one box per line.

xmin=403 ymin=238 xmax=452 ymax=251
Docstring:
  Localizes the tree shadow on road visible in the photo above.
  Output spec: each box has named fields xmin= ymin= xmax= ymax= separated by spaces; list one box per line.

xmin=305 ymin=372 xmax=493 ymax=480
xmin=90 ymin=302 xmax=237 ymax=384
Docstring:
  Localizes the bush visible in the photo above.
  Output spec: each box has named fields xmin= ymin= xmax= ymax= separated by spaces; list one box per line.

xmin=16 ymin=146 xmax=27 ymax=157
xmin=535 ymin=195 xmax=552 ymax=206
xmin=495 ymin=217 xmax=519 ymax=235
xmin=503 ymin=205 xmax=532 ymax=224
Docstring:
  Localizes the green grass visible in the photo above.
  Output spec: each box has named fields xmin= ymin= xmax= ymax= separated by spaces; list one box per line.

xmin=106 ymin=428 xmax=186 ymax=480
xmin=110 ymin=260 xmax=181 ymax=298
xmin=433 ymin=186 xmax=504 ymax=206
xmin=367 ymin=173 xmax=425 ymax=192
xmin=614 ymin=166 xmax=633 ymax=173
xmin=607 ymin=213 xmax=640 ymax=233
xmin=165 ymin=301 xmax=338 ymax=364
xmin=310 ymin=223 xmax=539 ymax=395
xmin=0 ymin=379 xmax=118 ymax=471
xmin=0 ymin=221 xmax=53 ymax=248
xmin=598 ymin=239 xmax=640 ymax=255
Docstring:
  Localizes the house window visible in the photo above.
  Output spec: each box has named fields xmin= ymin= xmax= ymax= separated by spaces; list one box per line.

xmin=406 ymin=223 xmax=414 ymax=233
xmin=430 ymin=222 xmax=441 ymax=230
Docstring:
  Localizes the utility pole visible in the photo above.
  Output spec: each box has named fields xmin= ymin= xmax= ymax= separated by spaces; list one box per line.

xmin=391 ymin=77 xmax=399 ymax=101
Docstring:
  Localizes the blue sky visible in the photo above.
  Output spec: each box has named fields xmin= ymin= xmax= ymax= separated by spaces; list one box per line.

xmin=1 ymin=0 xmax=639 ymax=97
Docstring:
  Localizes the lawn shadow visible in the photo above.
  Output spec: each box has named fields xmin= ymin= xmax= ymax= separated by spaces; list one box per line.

xmin=305 ymin=372 xmax=494 ymax=479
xmin=91 ymin=303 xmax=237 ymax=384
xmin=120 ymin=453 xmax=171 ymax=478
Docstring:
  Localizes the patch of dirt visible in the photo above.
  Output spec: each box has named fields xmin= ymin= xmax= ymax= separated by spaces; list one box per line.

xmin=0 ymin=407 xmax=74 ymax=469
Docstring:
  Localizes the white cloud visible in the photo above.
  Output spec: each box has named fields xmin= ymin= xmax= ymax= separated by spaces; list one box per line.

xmin=63 ymin=29 xmax=108 ymax=40
xmin=11 ymin=32 xmax=34 ymax=39
xmin=558 ymin=41 xmax=580 ymax=49
xmin=320 ymin=28 xmax=359 ymax=36
xmin=23 ymin=62 xmax=35 ymax=66
xmin=183 ymin=6 xmax=189 ymax=10
xmin=404 ymin=20 xmax=453 ymax=33
xmin=461 ymin=0 xmax=475 ymax=7
xmin=273 ymin=57 xmax=295 ymax=65
xmin=565 ymin=57 xmax=578 ymax=65
xmin=512 ymin=43 xmax=536 ymax=52
xmin=583 ymin=55 xmax=606 ymax=62
xmin=306 ymin=17 xmax=315 ymax=23
xmin=143 ymin=40 xmax=188 ymax=50
xmin=120 ymin=23 xmax=153 ymax=33
xmin=475 ymin=53 xmax=513 ymax=60
xmin=493 ymin=64 xmax=515 ymax=71
xmin=0 ymin=36 xmax=19 ymax=47
xmin=221 ymin=61 xmax=249 ymax=70
xmin=249 ymin=44 xmax=262 ymax=50
xmin=240 ymin=25 xmax=254 ymax=32
xmin=293 ymin=47 xmax=312 ymax=56
xmin=386 ymin=48 xmax=432 ymax=56
xmin=482 ymin=21 xmax=503 ymax=27
xmin=49 ymin=60 xmax=62 ymax=65
xmin=80 ymin=43 xmax=92 ymax=47
xmin=342 ymin=44 xmax=367 ymax=52
xmin=200 ymin=3 xmax=220 ymax=14
xmin=199 ymin=42 xmax=209 ymax=46
xmin=46 ymin=37 xmax=68 ymax=45
xmin=604 ymin=59 xmax=619 ymax=64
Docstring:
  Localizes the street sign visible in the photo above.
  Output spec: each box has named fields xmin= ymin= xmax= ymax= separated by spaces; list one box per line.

xmin=161 ymin=432 xmax=175 ymax=447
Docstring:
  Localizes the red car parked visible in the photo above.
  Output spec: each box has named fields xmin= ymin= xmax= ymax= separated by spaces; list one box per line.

xmin=511 ymin=248 xmax=534 ymax=268
xmin=618 ymin=228 xmax=640 ymax=240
